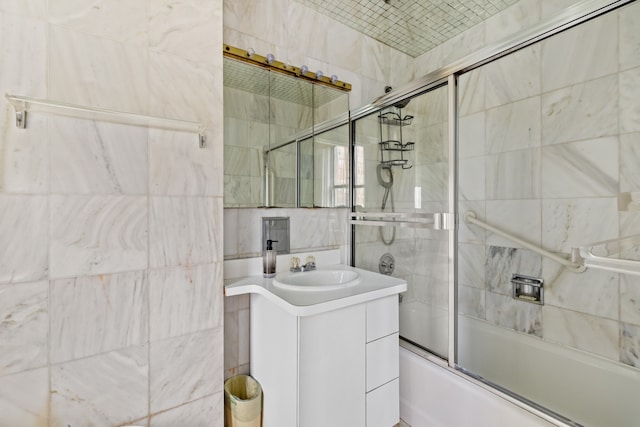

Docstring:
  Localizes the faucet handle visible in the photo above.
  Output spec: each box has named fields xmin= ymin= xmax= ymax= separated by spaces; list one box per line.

xmin=290 ymin=257 xmax=301 ymax=271
xmin=305 ymin=255 xmax=316 ymax=264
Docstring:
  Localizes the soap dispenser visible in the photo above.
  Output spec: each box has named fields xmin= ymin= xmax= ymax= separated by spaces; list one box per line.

xmin=263 ymin=239 xmax=278 ymax=278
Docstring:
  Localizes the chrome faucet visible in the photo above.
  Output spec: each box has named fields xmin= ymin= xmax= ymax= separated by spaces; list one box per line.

xmin=290 ymin=256 xmax=316 ymax=272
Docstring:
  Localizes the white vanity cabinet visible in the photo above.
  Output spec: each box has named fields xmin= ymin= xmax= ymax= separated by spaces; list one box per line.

xmin=251 ymin=293 xmax=400 ymax=427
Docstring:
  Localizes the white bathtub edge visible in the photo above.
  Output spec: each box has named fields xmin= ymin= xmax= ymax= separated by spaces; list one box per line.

xmin=399 ymin=345 xmax=569 ymax=427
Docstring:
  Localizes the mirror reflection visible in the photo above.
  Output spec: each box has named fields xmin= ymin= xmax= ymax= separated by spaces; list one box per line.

xmin=223 ymin=56 xmax=350 ymax=208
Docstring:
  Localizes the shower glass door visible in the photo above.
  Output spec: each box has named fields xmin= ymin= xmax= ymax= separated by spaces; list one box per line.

xmin=352 ymin=84 xmax=451 ymax=358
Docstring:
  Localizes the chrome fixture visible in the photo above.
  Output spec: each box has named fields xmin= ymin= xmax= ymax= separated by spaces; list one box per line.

xmin=379 ymin=253 xmax=395 ymax=275
xmin=511 ymin=274 xmax=544 ymax=305
xmin=290 ymin=255 xmax=317 ymax=272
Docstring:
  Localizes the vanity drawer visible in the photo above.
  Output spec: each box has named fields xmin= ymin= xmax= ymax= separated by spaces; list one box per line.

xmin=366 ymin=332 xmax=399 ymax=392
xmin=366 ymin=378 xmax=399 ymax=427
xmin=366 ymin=295 xmax=399 ymax=342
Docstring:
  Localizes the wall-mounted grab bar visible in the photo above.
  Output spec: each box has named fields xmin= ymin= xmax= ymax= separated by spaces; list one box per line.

xmin=574 ymin=234 xmax=640 ymax=277
xmin=463 ymin=211 xmax=586 ymax=273
xmin=5 ymin=94 xmax=207 ymax=148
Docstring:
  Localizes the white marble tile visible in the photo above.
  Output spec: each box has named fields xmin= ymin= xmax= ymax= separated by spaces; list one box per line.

xmin=620 ymin=133 xmax=640 ymax=192
xmin=486 ymin=292 xmax=542 ymax=337
xmin=485 ymin=45 xmax=540 ymax=109
xmin=150 ymin=393 xmax=223 ymax=426
xmin=50 ymin=271 xmax=148 ymax=364
xmin=50 ymin=346 xmax=148 ymax=427
xmin=621 ymin=322 xmax=640 ymax=368
xmin=0 ymin=281 xmax=47 ymax=375
xmin=541 ymin=75 xmax=618 ymax=145
xmin=225 ymin=0 xmax=286 ymax=51
xmin=621 ymin=275 xmax=640 ymax=327
xmin=486 ymin=148 xmax=540 ymax=200
xmin=543 ymin=306 xmax=619 ymax=360
xmin=620 ymin=2 xmax=640 ymax=71
xmin=361 ymin=36 xmax=390 ymax=81
xmin=49 ymin=25 xmax=148 ymax=113
xmin=459 ymin=112 xmax=485 ymax=159
xmin=148 ymin=51 xmax=221 ymax=127
xmin=486 ymin=96 xmax=541 ymax=154
xmin=149 ymin=263 xmax=223 ymax=341
xmin=485 ymin=0 xmax=540 ymax=44
xmin=459 ymin=156 xmax=485 ymax=201
xmin=485 ymin=199 xmax=541 ymax=248
xmin=543 ymin=259 xmax=619 ymax=321
xmin=0 ymin=113 xmax=48 ymax=194
xmin=49 ymin=0 xmax=148 ymax=46
xmin=238 ymin=308 xmax=250 ymax=366
xmin=441 ymin=22 xmax=485 ymax=68
xmin=50 ymin=117 xmax=148 ymax=194
xmin=150 ymin=328 xmax=223 ymax=413
xmin=458 ymin=243 xmax=485 ymax=289
xmin=0 ymin=195 xmax=48 ymax=284
xmin=149 ymin=196 xmax=222 ymax=268
xmin=0 ymin=0 xmax=46 ymax=18
xmin=149 ymin=0 xmax=221 ymax=68
xmin=620 ymin=66 xmax=640 ymax=134
xmin=236 ymin=208 xmax=264 ymax=257
xmin=0 ymin=12 xmax=47 ymax=97
xmin=0 ymin=367 xmax=49 ymax=425
xmin=541 ymin=12 xmax=617 ymax=93
xmin=223 ymin=310 xmax=238 ymax=376
xmin=50 ymin=195 xmax=148 ymax=278
xmin=486 ymin=246 xmax=542 ymax=296
xmin=541 ymin=137 xmax=618 ymax=198
xmin=150 ymin=128 xmax=222 ymax=197
xmin=458 ymin=68 xmax=485 ymax=117
xmin=223 ymin=209 xmax=239 ymax=257
xmin=458 ymin=285 xmax=485 ymax=320
xmin=540 ymin=0 xmax=580 ymax=18
xmin=542 ymin=198 xmax=618 ymax=253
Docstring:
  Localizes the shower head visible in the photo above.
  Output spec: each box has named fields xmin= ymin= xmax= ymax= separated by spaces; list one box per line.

xmin=384 ymin=85 xmax=410 ymax=109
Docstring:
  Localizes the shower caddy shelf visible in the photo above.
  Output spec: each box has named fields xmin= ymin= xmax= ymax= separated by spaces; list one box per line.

xmin=464 ymin=210 xmax=640 ymax=276
xmin=378 ymin=110 xmax=414 ymax=169
xmin=5 ymin=94 xmax=207 ymax=148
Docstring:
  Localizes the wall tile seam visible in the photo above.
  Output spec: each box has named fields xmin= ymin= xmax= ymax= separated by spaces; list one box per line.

xmin=0 ymin=364 xmax=50 ymax=380
xmin=43 ymin=325 xmax=224 ymax=366
xmin=146 ymin=389 xmax=224 ymax=420
xmin=148 ymin=325 xmax=224 ymax=346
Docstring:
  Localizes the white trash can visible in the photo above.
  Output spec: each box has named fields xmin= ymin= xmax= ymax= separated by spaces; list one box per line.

xmin=224 ymin=375 xmax=262 ymax=427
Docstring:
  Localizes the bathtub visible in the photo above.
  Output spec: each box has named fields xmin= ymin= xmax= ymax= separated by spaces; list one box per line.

xmin=399 ymin=302 xmax=640 ymax=427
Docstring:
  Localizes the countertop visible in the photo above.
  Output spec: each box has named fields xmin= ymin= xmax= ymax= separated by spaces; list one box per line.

xmin=224 ymin=264 xmax=407 ymax=317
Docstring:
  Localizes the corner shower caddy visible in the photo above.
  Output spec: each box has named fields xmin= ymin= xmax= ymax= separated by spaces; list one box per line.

xmin=378 ymin=109 xmax=414 ymax=169
xmin=5 ymin=94 xmax=207 ymax=148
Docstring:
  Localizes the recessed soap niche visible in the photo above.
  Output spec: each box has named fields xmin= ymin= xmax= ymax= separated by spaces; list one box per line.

xmin=262 ymin=216 xmax=290 ymax=254
xmin=511 ymin=274 xmax=544 ymax=305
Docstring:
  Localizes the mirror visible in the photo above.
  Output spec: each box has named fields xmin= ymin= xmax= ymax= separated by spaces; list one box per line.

xmin=223 ymin=56 xmax=350 ymax=208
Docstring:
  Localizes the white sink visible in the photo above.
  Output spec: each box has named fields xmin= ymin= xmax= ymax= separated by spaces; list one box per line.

xmin=273 ymin=269 xmax=360 ymax=291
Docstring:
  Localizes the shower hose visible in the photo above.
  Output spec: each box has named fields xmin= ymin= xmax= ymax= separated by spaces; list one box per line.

xmin=377 ymin=163 xmax=396 ymax=245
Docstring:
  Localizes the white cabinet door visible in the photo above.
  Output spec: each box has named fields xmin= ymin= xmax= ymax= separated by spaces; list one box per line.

xmin=299 ymin=304 xmax=366 ymax=427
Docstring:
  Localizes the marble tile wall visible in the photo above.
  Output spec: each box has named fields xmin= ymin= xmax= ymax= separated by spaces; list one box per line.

xmin=456 ymin=1 xmax=640 ymax=372
xmin=0 ymin=1 xmax=224 ymax=426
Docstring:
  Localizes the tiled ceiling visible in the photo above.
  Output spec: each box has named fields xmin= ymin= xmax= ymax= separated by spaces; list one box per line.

xmin=294 ymin=0 xmax=520 ymax=57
